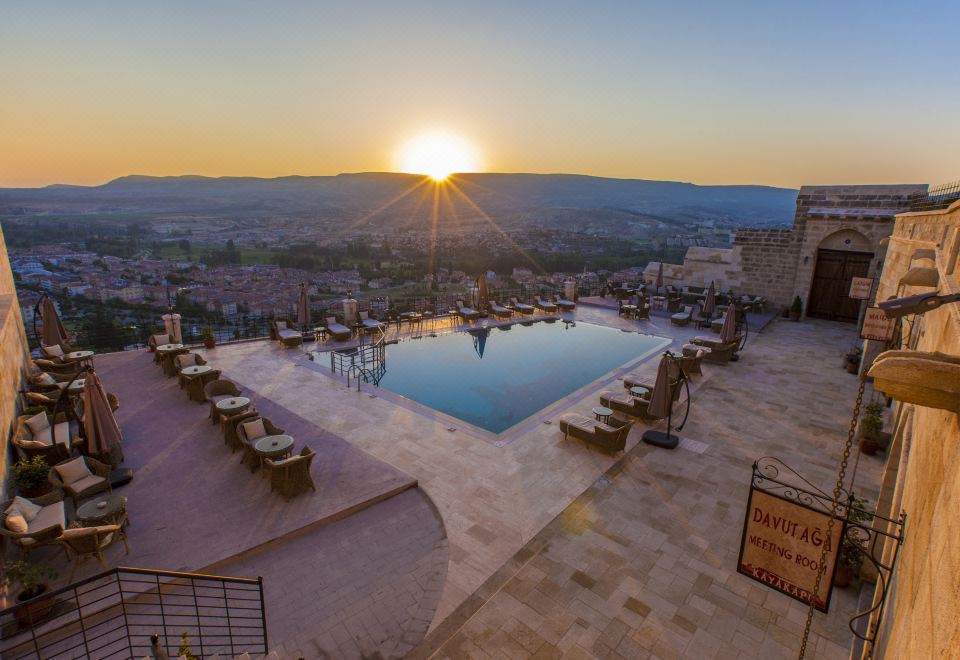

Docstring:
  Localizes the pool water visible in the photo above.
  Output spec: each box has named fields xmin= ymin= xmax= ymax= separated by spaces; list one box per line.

xmin=376 ymin=320 xmax=670 ymax=433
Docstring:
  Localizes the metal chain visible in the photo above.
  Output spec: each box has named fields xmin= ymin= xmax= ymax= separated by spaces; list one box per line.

xmin=798 ymin=376 xmax=866 ymax=659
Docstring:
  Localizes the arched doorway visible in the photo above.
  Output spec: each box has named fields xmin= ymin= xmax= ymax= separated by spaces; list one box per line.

xmin=806 ymin=229 xmax=873 ymax=322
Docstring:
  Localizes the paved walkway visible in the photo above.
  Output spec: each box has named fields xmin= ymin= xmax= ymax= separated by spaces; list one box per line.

xmin=412 ymin=319 xmax=883 ymax=659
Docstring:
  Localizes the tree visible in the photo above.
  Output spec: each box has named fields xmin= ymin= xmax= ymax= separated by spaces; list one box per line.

xmin=178 ymin=239 xmax=192 ymax=254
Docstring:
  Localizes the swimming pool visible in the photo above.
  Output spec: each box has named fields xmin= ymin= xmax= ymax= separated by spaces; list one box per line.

xmin=374 ymin=321 xmax=670 ymax=434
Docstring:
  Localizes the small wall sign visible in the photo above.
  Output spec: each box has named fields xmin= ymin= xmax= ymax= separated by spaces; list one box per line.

xmin=860 ymin=306 xmax=895 ymax=342
xmin=848 ymin=277 xmax=874 ymax=300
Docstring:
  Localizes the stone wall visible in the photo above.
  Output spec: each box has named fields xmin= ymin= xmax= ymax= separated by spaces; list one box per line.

xmin=734 ymin=229 xmax=795 ymax=308
xmin=0 ymin=226 xmax=30 ymax=498
xmin=867 ymin=200 xmax=960 ymax=658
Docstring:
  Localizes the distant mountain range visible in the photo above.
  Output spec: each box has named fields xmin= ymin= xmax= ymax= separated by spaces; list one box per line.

xmin=0 ymin=173 xmax=798 ymax=229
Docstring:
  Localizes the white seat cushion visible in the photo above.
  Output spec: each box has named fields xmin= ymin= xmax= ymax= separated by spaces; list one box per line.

xmin=68 ymin=474 xmax=106 ymax=495
xmin=55 ymin=457 xmax=92 ymax=485
xmin=277 ymin=329 xmax=302 ymax=339
xmin=43 ymin=344 xmax=64 ymax=357
xmin=27 ymin=501 xmax=66 ymax=537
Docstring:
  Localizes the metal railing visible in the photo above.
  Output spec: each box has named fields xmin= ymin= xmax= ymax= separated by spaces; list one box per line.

xmin=331 ymin=328 xmax=387 ymax=386
xmin=0 ymin=567 xmax=267 ymax=660
xmin=909 ymin=179 xmax=960 ymax=212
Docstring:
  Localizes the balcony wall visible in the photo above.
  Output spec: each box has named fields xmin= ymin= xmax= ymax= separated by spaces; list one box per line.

xmin=870 ymin=200 xmax=960 ymax=658
xmin=0 ymin=226 xmax=31 ymax=496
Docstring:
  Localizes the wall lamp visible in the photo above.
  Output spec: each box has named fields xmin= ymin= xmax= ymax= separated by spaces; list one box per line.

xmin=878 ymin=291 xmax=960 ymax=319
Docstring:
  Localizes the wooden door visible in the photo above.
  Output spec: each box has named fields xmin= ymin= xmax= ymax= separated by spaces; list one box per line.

xmin=807 ymin=249 xmax=872 ymax=322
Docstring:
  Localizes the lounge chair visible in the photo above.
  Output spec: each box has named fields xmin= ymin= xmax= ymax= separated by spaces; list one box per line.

xmin=600 ymin=390 xmax=660 ymax=420
xmin=534 ymin=297 xmax=558 ymax=313
xmin=33 ymin=358 xmax=82 ymax=379
xmin=622 ymin=360 xmax=683 ymax=396
xmin=271 ymin=319 xmax=303 ymax=348
xmin=488 ymin=301 xmax=513 ymax=318
xmin=324 ymin=316 xmax=352 ymax=341
xmin=205 ymin=379 xmax=243 ymax=425
xmin=558 ymin=414 xmax=633 ymax=453
xmin=1 ymin=492 xmax=68 ymax=559
xmin=266 ymin=446 xmax=317 ymax=500
xmin=690 ymin=335 xmax=742 ymax=364
xmin=671 ymin=306 xmax=693 ymax=326
xmin=554 ymin=295 xmax=576 ymax=311
xmin=14 ymin=412 xmax=73 ymax=464
xmin=48 ymin=456 xmax=112 ymax=507
xmin=359 ymin=311 xmax=385 ymax=332
xmin=455 ymin=300 xmax=481 ymax=321
xmin=508 ymin=297 xmax=535 ymax=314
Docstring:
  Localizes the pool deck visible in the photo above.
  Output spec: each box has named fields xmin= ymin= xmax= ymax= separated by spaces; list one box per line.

xmin=192 ymin=304 xmax=773 ymax=632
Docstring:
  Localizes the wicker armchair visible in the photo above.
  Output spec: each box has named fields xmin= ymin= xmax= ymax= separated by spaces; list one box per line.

xmin=59 ymin=524 xmax=128 ymax=581
xmin=148 ymin=333 xmax=172 ymax=352
xmin=266 ymin=446 xmax=316 ymax=500
xmin=237 ymin=416 xmax=285 ymax=472
xmin=23 ymin=391 xmax=65 ymax=416
xmin=677 ymin=348 xmax=706 ymax=377
xmin=13 ymin=412 xmax=75 ymax=463
xmin=48 ymin=456 xmax=112 ymax=507
xmin=0 ymin=492 xmax=68 ymax=559
xmin=175 ymin=353 xmax=208 ymax=388
xmin=205 ymin=379 xmax=243 ymax=425
xmin=558 ymin=414 xmax=634 ymax=453
xmin=160 ymin=347 xmax=190 ymax=377
xmin=33 ymin=359 xmax=83 ymax=379
xmin=224 ymin=410 xmax=259 ymax=452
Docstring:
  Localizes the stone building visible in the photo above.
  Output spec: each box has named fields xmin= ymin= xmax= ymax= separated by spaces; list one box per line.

xmin=646 ymin=184 xmax=927 ymax=319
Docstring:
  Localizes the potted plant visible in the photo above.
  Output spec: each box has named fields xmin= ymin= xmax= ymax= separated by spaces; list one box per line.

xmin=835 ymin=498 xmax=874 ymax=588
xmin=12 ymin=456 xmax=51 ymax=498
xmin=789 ymin=296 xmax=802 ymax=321
xmin=201 ymin=327 xmax=216 ymax=349
xmin=844 ymin=347 xmax=863 ymax=374
xmin=1 ymin=561 xmax=58 ymax=627
xmin=859 ymin=401 xmax=887 ymax=454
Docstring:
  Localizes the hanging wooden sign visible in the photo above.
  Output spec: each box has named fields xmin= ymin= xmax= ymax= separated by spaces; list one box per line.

xmin=848 ymin=277 xmax=874 ymax=300
xmin=738 ymin=459 xmax=845 ymax=612
xmin=860 ymin=306 xmax=895 ymax=342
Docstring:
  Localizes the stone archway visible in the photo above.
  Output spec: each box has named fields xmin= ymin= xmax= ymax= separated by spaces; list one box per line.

xmin=807 ymin=229 xmax=874 ymax=322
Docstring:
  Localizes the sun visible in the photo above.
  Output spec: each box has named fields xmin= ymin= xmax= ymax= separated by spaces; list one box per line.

xmin=397 ymin=131 xmax=479 ymax=181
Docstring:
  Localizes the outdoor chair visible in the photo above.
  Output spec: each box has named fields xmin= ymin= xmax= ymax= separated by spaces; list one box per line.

xmin=205 ymin=379 xmax=243 ymax=425
xmin=224 ymin=409 xmax=259 ymax=452
xmin=271 ymin=319 xmax=304 ymax=348
xmin=160 ymin=347 xmax=190 ymax=377
xmin=175 ymin=352 xmax=208 ymax=388
xmin=634 ymin=301 xmax=651 ymax=320
xmin=558 ymin=414 xmax=634 ymax=453
xmin=508 ymin=297 xmax=535 ymax=314
xmin=488 ymin=301 xmax=513 ymax=318
xmin=266 ymin=446 xmax=317 ymax=500
xmin=2 ymin=492 xmax=68 ymax=559
xmin=14 ymin=411 xmax=74 ymax=463
xmin=690 ymin=335 xmax=742 ymax=364
xmin=28 ymin=369 xmax=71 ymax=394
xmin=622 ymin=360 xmax=683 ymax=399
xmin=534 ymin=296 xmax=558 ymax=313
xmin=455 ymin=300 xmax=480 ymax=321
xmin=238 ymin=416 xmax=286 ymax=472
xmin=59 ymin=523 xmax=128 ymax=581
xmin=185 ymin=368 xmax=221 ymax=403
xmin=48 ymin=456 xmax=112 ymax=507
xmin=671 ymin=305 xmax=693 ymax=326
xmin=34 ymin=358 xmax=83 ymax=379
xmin=40 ymin=343 xmax=74 ymax=363
xmin=359 ymin=311 xmax=385 ymax=332
xmin=554 ymin=295 xmax=576 ymax=311
xmin=324 ymin=316 xmax=352 ymax=341
xmin=677 ymin=347 xmax=707 ymax=377
xmin=148 ymin=333 xmax=171 ymax=352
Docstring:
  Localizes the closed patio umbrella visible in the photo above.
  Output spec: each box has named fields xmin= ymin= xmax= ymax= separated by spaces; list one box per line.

xmin=476 ymin=273 xmax=489 ymax=311
xmin=642 ymin=352 xmax=683 ymax=450
xmin=83 ymin=370 xmax=124 ymax=467
xmin=41 ymin=297 xmax=68 ymax=347
xmin=297 ymin=283 xmax=310 ymax=327
xmin=720 ymin=302 xmax=738 ymax=344
xmin=162 ymin=310 xmax=182 ymax=343
xmin=702 ymin=281 xmax=717 ymax=317
xmin=656 ymin=263 xmax=664 ymax=294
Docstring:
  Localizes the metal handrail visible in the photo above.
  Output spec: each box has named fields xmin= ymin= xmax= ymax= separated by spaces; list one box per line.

xmin=0 ymin=566 xmax=267 ymax=660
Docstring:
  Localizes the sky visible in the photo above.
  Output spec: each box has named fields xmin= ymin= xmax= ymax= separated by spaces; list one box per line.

xmin=2 ymin=0 xmax=959 ymax=189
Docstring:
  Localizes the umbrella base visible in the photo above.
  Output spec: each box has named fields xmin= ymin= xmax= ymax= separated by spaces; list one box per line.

xmin=642 ymin=429 xmax=679 ymax=450
xmin=110 ymin=467 xmax=135 ymax=489
xmin=730 ymin=353 xmax=740 ymax=362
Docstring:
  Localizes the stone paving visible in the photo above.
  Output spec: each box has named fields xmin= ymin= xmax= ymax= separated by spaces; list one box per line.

xmin=197 ymin=304 xmax=766 ymax=630
xmin=411 ymin=318 xmax=883 ymax=659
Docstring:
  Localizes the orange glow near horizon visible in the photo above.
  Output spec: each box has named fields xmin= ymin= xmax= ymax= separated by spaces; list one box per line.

xmin=396 ymin=131 xmax=480 ymax=181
